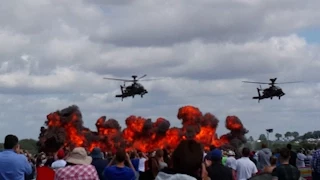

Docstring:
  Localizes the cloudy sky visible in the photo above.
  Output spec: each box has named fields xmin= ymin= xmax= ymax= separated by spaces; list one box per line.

xmin=0 ymin=0 xmax=320 ymax=141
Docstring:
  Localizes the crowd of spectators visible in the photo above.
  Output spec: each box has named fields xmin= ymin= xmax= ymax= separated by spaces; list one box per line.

xmin=1 ymin=134 xmax=320 ymax=180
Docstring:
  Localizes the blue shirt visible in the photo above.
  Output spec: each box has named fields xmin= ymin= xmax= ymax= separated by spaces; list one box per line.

xmin=0 ymin=150 xmax=32 ymax=180
xmin=104 ymin=165 xmax=135 ymax=180
xmin=274 ymin=153 xmax=281 ymax=166
xmin=131 ymin=158 xmax=139 ymax=171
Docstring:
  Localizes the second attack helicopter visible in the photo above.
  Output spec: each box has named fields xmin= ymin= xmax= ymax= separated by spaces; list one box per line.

xmin=103 ymin=74 xmax=156 ymax=101
xmin=242 ymin=78 xmax=301 ymax=102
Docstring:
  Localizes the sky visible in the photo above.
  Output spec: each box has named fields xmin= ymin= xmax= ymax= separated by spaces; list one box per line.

xmin=0 ymin=0 xmax=320 ymax=141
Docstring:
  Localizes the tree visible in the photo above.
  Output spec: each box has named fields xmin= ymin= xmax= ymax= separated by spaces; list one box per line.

xmin=275 ymin=133 xmax=282 ymax=140
xmin=248 ymin=136 xmax=254 ymax=142
xmin=284 ymin=132 xmax=292 ymax=140
xmin=19 ymin=139 xmax=38 ymax=155
xmin=259 ymin=134 xmax=267 ymax=141
xmin=291 ymin=132 xmax=299 ymax=140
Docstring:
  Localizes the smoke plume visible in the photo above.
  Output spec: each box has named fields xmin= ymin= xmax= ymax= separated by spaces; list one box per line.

xmin=37 ymin=105 xmax=248 ymax=153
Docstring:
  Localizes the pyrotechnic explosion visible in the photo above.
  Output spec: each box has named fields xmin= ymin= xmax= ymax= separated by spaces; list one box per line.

xmin=37 ymin=105 xmax=248 ymax=153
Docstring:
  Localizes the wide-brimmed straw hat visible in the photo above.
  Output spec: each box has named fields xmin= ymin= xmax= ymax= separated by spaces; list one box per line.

xmin=66 ymin=147 xmax=92 ymax=165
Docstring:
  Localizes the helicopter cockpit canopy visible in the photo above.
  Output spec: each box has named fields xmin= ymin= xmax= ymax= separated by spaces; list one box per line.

xmin=273 ymin=86 xmax=280 ymax=90
xmin=133 ymin=83 xmax=143 ymax=88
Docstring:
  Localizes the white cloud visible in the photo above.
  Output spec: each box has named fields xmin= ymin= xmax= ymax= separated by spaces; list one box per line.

xmin=0 ymin=0 xmax=319 ymax=141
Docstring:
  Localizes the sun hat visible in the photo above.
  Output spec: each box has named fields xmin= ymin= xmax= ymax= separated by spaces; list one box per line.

xmin=227 ymin=150 xmax=235 ymax=156
xmin=66 ymin=147 xmax=92 ymax=165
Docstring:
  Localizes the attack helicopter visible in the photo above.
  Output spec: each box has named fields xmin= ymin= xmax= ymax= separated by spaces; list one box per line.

xmin=103 ymin=74 xmax=156 ymax=101
xmin=242 ymin=78 xmax=301 ymax=102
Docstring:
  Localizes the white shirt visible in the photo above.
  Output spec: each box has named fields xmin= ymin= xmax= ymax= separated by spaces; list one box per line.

xmin=296 ymin=153 xmax=306 ymax=168
xmin=51 ymin=159 xmax=66 ymax=169
xmin=226 ymin=156 xmax=237 ymax=170
xmin=236 ymin=157 xmax=257 ymax=180
xmin=138 ymin=158 xmax=147 ymax=172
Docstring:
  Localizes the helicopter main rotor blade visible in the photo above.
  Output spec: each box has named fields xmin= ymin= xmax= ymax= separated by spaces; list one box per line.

xmin=273 ymin=81 xmax=303 ymax=84
xmin=103 ymin=77 xmax=134 ymax=82
xmin=242 ymin=81 xmax=269 ymax=84
xmin=139 ymin=78 xmax=165 ymax=81
xmin=138 ymin=74 xmax=147 ymax=80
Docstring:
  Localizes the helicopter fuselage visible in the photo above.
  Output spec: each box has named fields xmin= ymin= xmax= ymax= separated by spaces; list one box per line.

xmin=253 ymin=86 xmax=285 ymax=101
xmin=116 ymin=82 xmax=148 ymax=100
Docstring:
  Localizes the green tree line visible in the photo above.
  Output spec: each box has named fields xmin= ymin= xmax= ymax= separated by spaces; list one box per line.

xmin=0 ymin=139 xmax=38 ymax=155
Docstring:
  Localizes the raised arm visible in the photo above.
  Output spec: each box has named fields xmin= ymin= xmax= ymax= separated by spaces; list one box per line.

xmin=21 ymin=155 xmax=32 ymax=175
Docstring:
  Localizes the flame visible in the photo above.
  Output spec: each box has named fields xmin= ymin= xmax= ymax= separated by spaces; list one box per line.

xmin=38 ymin=105 xmax=248 ymax=153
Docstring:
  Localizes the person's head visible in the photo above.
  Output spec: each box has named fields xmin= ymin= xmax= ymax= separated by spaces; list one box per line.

xmin=90 ymin=147 xmax=103 ymax=159
xmin=115 ymin=148 xmax=127 ymax=163
xmin=227 ymin=150 xmax=235 ymax=157
xmin=4 ymin=134 xmax=19 ymax=151
xmin=279 ymin=147 xmax=290 ymax=163
xmin=286 ymin=144 xmax=292 ymax=150
xmin=209 ymin=145 xmax=216 ymax=151
xmin=297 ymin=148 xmax=302 ymax=153
xmin=210 ymin=149 xmax=222 ymax=163
xmin=261 ymin=143 xmax=267 ymax=149
xmin=171 ymin=139 xmax=203 ymax=176
xmin=270 ymin=156 xmax=277 ymax=166
xmin=155 ymin=149 xmax=164 ymax=159
xmin=65 ymin=147 xmax=92 ymax=165
xmin=56 ymin=149 xmax=65 ymax=160
xmin=242 ymin=147 xmax=250 ymax=157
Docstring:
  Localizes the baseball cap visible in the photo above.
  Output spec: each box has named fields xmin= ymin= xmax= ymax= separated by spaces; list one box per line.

xmin=206 ymin=149 xmax=222 ymax=160
xmin=56 ymin=149 xmax=65 ymax=159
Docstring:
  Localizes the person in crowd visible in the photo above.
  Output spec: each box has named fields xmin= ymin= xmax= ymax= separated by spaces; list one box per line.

xmin=55 ymin=147 xmax=99 ymax=179
xmin=0 ymin=134 xmax=32 ymax=180
xmin=44 ymin=152 xmax=55 ymax=167
xmin=205 ymin=149 xmax=233 ymax=180
xmin=262 ymin=156 xmax=277 ymax=173
xmin=257 ymin=143 xmax=272 ymax=170
xmin=137 ymin=152 xmax=148 ymax=179
xmin=155 ymin=149 xmax=168 ymax=170
xmin=90 ymin=147 xmax=108 ymax=180
xmin=311 ymin=144 xmax=320 ymax=179
xmin=222 ymin=150 xmax=228 ymax=166
xmin=51 ymin=149 xmax=66 ymax=169
xmin=249 ymin=151 xmax=258 ymax=167
xmin=226 ymin=150 xmax=237 ymax=179
xmin=155 ymin=139 xmax=203 ymax=180
xmin=296 ymin=148 xmax=306 ymax=168
xmin=104 ymin=148 xmax=137 ymax=180
xmin=162 ymin=149 xmax=170 ymax=165
xmin=271 ymin=147 xmax=300 ymax=180
xmin=286 ymin=144 xmax=297 ymax=167
xmin=235 ymin=147 xmax=258 ymax=180
xmin=273 ymin=148 xmax=281 ymax=167
xmin=130 ymin=151 xmax=140 ymax=172
xmin=304 ymin=150 xmax=312 ymax=167
xmin=36 ymin=152 xmax=46 ymax=167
